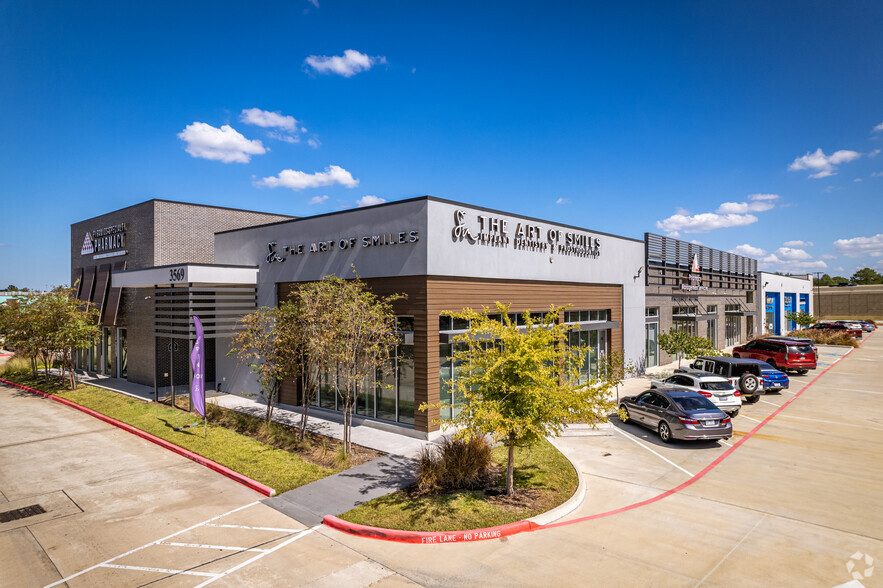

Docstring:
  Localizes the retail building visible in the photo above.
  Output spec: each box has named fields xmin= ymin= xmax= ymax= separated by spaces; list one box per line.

xmin=73 ymin=196 xmax=646 ymax=438
xmin=643 ymin=233 xmax=759 ymax=368
xmin=758 ymin=271 xmax=813 ymax=335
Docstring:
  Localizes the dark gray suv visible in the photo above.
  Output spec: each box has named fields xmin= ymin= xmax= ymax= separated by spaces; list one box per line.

xmin=676 ymin=357 xmax=763 ymax=403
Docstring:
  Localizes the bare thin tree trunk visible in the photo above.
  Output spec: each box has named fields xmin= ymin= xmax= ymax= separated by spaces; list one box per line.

xmin=506 ymin=433 xmax=516 ymax=496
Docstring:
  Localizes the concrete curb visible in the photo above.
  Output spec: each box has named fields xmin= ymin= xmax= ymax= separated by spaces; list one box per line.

xmin=322 ymin=515 xmax=544 ymax=544
xmin=0 ymin=377 xmax=276 ymax=498
xmin=527 ymin=437 xmax=587 ymax=526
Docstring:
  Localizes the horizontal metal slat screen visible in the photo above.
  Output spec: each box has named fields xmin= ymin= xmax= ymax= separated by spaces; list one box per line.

xmin=153 ymin=284 xmax=256 ymax=338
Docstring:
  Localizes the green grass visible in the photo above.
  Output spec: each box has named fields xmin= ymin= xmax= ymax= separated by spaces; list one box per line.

xmin=339 ymin=438 xmax=578 ymax=532
xmin=2 ymin=373 xmax=333 ymax=494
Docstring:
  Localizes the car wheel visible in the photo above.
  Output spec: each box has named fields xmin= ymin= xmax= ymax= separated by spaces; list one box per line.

xmin=732 ymin=353 xmax=740 ymax=358
xmin=621 ymin=406 xmax=630 ymax=423
xmin=658 ymin=421 xmax=673 ymax=443
xmin=730 ymin=409 xmax=740 ymax=417
xmin=740 ymin=373 xmax=759 ymax=395
xmin=797 ymin=369 xmax=808 ymax=375
xmin=745 ymin=394 xmax=760 ymax=404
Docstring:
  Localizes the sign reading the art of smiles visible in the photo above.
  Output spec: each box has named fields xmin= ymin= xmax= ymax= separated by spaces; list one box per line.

xmin=265 ymin=230 xmax=420 ymax=263
xmin=82 ymin=222 xmax=128 ymax=259
xmin=451 ymin=209 xmax=601 ymax=259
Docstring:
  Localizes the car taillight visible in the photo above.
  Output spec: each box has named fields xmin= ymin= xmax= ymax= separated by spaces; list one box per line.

xmin=678 ymin=417 xmax=699 ymax=425
xmin=734 ymin=391 xmax=741 ymax=397
xmin=698 ymin=390 xmax=712 ymax=397
xmin=720 ymin=417 xmax=731 ymax=424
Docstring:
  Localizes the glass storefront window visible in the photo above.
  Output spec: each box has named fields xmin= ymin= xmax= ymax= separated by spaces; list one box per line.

xmin=706 ymin=319 xmax=717 ymax=347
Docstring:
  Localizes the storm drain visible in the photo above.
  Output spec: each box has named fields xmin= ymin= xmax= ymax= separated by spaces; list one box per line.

xmin=0 ymin=504 xmax=46 ymax=523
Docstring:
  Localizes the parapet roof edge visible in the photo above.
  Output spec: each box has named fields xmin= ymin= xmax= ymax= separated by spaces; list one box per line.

xmin=72 ymin=198 xmax=297 ymax=226
xmin=215 ymin=195 xmax=645 ymax=244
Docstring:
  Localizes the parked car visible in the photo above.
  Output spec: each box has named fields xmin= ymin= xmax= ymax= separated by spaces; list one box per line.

xmin=728 ymin=358 xmax=790 ymax=391
xmin=620 ymin=389 xmax=732 ymax=443
xmin=677 ymin=356 xmax=764 ymax=402
xmin=764 ymin=336 xmax=818 ymax=360
xmin=833 ymin=320 xmax=867 ymax=334
xmin=732 ymin=339 xmax=817 ymax=374
xmin=650 ymin=373 xmax=742 ymax=416
xmin=854 ymin=320 xmax=877 ymax=332
xmin=806 ymin=322 xmax=863 ymax=338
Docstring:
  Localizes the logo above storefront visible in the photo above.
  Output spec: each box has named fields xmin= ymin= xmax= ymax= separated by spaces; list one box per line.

xmin=82 ymin=222 xmax=128 ymax=259
xmin=265 ymin=229 xmax=420 ymax=263
xmin=451 ymin=209 xmax=600 ymax=259
xmin=81 ymin=232 xmax=94 ymax=255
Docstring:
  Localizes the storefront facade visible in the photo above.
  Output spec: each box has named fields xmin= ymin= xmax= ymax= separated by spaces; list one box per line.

xmin=70 ymin=200 xmax=293 ymax=386
xmin=644 ymin=233 xmax=759 ymax=368
xmin=758 ymin=271 xmax=813 ymax=335
xmin=215 ymin=197 xmax=646 ymax=437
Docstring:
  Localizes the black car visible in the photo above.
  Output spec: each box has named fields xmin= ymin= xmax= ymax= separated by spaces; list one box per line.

xmin=676 ymin=356 xmax=764 ymax=402
xmin=620 ymin=389 xmax=732 ymax=443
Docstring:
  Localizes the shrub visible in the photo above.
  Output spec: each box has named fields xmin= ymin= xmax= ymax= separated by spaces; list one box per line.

xmin=0 ymin=355 xmax=31 ymax=378
xmin=788 ymin=329 xmax=860 ymax=348
xmin=416 ymin=436 xmax=493 ymax=494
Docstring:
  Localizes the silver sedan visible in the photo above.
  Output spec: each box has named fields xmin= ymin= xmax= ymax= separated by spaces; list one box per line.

xmin=620 ymin=389 xmax=733 ymax=443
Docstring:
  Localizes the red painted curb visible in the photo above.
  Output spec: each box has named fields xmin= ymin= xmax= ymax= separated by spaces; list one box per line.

xmin=0 ymin=378 xmax=276 ymax=498
xmin=323 ymin=332 xmax=874 ymax=543
xmin=323 ymin=515 xmax=542 ymax=544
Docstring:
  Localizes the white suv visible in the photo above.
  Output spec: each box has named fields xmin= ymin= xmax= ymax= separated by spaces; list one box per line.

xmin=651 ymin=373 xmax=742 ymax=416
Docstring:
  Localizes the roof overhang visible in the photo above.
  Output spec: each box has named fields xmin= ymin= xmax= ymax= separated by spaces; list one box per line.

xmin=112 ymin=263 xmax=258 ymax=288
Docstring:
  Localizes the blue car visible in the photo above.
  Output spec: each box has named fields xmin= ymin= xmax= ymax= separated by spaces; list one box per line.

xmin=736 ymin=358 xmax=789 ymax=391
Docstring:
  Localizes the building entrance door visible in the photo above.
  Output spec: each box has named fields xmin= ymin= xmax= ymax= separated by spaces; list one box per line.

xmin=646 ymin=322 xmax=659 ymax=368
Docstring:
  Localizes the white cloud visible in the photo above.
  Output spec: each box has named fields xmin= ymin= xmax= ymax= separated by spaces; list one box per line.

xmin=675 ymin=207 xmax=690 ymax=215
xmin=240 ymin=108 xmax=297 ymax=131
xmin=357 ymin=195 xmax=386 ymax=207
xmin=657 ymin=212 xmax=757 ymax=235
xmin=690 ymin=239 xmax=703 ymax=245
xmin=788 ymin=148 xmax=862 ymax=178
xmin=748 ymin=193 xmax=779 ymax=201
xmin=773 ymin=247 xmax=812 ymax=261
xmin=268 ymin=131 xmax=298 ymax=144
xmin=307 ymin=137 xmax=321 ymax=149
xmin=874 ymin=121 xmax=883 ymax=133
xmin=783 ymin=240 xmax=813 ymax=247
xmin=870 ymin=148 xmax=881 ymax=158
xmin=178 ymin=122 xmax=266 ymax=163
xmin=309 ymin=195 xmax=328 ymax=205
xmin=820 ymin=254 xmax=836 ymax=260
xmin=759 ymin=247 xmax=826 ymax=272
xmin=256 ymin=165 xmax=359 ymax=191
xmin=854 ymin=178 xmax=863 ymax=182
xmin=555 ymin=197 xmax=570 ymax=205
xmin=833 ymin=233 xmax=883 ymax=258
xmin=730 ymin=244 xmax=766 ymax=257
xmin=304 ymin=50 xmax=385 ymax=77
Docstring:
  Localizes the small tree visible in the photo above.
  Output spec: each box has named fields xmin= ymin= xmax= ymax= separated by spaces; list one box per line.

xmin=600 ymin=350 xmax=636 ymax=404
xmin=228 ymin=307 xmax=293 ymax=422
xmin=851 ymin=267 xmax=883 ymax=285
xmin=318 ymin=276 xmax=402 ymax=456
xmin=785 ymin=310 xmax=815 ymax=329
xmin=657 ymin=328 xmax=719 ymax=367
xmin=423 ymin=303 xmax=616 ymax=496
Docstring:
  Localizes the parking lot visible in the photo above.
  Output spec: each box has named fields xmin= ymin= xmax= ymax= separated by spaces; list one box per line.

xmin=3 ymin=337 xmax=882 ymax=587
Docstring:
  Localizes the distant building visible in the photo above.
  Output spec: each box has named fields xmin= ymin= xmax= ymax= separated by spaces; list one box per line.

xmin=758 ymin=272 xmax=813 ymax=335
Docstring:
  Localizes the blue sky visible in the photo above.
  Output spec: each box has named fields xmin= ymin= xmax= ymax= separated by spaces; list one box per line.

xmin=2 ymin=0 xmax=881 ymax=289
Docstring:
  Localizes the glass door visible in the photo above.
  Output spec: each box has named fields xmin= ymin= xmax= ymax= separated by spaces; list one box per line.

xmin=118 ymin=329 xmax=127 ymax=378
xmin=645 ymin=322 xmax=659 ymax=368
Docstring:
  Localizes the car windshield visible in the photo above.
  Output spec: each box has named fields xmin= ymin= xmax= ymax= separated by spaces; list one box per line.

xmin=788 ymin=345 xmax=814 ymax=353
xmin=701 ymin=382 xmax=734 ymax=391
xmin=672 ymin=395 xmax=718 ymax=411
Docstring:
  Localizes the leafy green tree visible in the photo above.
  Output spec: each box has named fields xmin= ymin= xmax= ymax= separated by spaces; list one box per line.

xmin=599 ymin=350 xmax=636 ymax=404
xmin=316 ymin=276 xmax=402 ymax=456
xmin=851 ymin=267 xmax=883 ymax=285
xmin=228 ymin=306 xmax=294 ymax=422
xmin=657 ymin=328 xmax=719 ymax=367
xmin=423 ymin=303 xmax=616 ymax=496
xmin=785 ymin=310 xmax=816 ymax=329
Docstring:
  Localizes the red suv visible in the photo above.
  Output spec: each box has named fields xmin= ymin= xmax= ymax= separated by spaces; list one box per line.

xmin=732 ymin=339 xmax=817 ymax=374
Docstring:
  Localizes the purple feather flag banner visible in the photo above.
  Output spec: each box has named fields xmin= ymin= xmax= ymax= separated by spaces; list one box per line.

xmin=191 ymin=316 xmax=205 ymax=417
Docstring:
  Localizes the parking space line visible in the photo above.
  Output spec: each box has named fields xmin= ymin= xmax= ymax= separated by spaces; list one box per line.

xmin=718 ymin=439 xmax=732 ymax=447
xmin=160 ymin=542 xmax=271 ymax=552
xmin=204 ymin=523 xmax=301 ymax=533
xmin=776 ymin=414 xmax=883 ymax=432
xmin=826 ymin=387 xmax=883 ymax=396
xmin=192 ymin=525 xmax=320 ymax=588
xmin=612 ymin=428 xmax=694 ymax=477
xmin=693 ymin=515 xmax=766 ymax=587
xmin=758 ymin=399 xmax=781 ymax=407
xmin=739 ymin=415 xmax=762 ymax=423
xmin=99 ymin=564 xmax=217 ymax=577
xmin=44 ymin=501 xmax=262 ymax=588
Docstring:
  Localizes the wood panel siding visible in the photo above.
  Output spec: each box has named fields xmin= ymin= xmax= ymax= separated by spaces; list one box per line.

xmin=277 ymin=276 xmax=622 ymax=434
